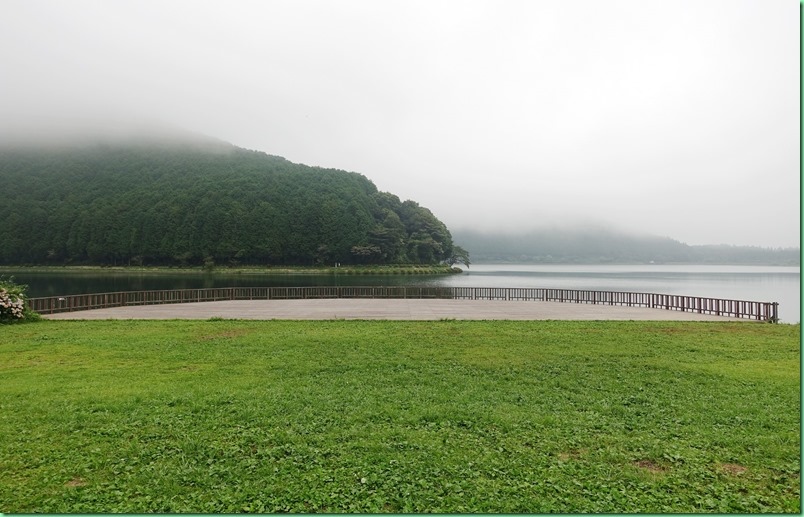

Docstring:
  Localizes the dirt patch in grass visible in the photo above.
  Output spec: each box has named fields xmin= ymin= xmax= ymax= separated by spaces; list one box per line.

xmin=634 ymin=460 xmax=666 ymax=473
xmin=719 ymin=463 xmax=748 ymax=476
xmin=65 ymin=477 xmax=87 ymax=488
xmin=557 ymin=449 xmax=587 ymax=461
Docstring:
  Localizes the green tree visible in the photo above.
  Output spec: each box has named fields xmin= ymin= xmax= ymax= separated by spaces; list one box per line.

xmin=447 ymin=245 xmax=471 ymax=268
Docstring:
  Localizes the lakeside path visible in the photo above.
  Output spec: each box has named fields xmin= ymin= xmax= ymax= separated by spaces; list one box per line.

xmin=43 ymin=299 xmax=747 ymax=321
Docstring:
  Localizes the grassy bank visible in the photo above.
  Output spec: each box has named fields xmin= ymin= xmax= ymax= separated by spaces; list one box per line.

xmin=1 ymin=320 xmax=799 ymax=513
xmin=0 ymin=264 xmax=462 ymax=275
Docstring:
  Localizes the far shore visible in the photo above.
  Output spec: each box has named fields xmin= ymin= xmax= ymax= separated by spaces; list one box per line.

xmin=0 ymin=264 xmax=464 ymax=275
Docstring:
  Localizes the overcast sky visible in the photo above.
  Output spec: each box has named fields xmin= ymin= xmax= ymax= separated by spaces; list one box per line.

xmin=1 ymin=0 xmax=799 ymax=248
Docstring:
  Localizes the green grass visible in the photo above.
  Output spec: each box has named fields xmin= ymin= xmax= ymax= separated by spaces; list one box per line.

xmin=0 ymin=320 xmax=799 ymax=513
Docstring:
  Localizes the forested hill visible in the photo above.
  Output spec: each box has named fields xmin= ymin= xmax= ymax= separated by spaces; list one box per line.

xmin=0 ymin=142 xmax=458 ymax=267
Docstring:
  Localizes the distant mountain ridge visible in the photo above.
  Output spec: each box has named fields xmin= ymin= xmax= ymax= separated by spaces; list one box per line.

xmin=0 ymin=138 xmax=457 ymax=267
xmin=453 ymin=228 xmax=800 ymax=266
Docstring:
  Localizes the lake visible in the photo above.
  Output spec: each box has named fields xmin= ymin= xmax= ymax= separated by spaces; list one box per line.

xmin=3 ymin=264 xmax=799 ymax=323
xmin=433 ymin=264 xmax=800 ymax=323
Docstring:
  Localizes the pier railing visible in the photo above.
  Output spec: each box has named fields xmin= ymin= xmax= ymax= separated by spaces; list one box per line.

xmin=27 ymin=286 xmax=779 ymax=322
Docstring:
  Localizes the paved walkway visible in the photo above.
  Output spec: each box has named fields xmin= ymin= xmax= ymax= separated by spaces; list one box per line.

xmin=43 ymin=299 xmax=746 ymax=321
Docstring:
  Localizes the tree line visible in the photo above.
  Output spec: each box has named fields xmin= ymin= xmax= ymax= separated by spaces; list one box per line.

xmin=1 ymin=143 xmax=468 ymax=267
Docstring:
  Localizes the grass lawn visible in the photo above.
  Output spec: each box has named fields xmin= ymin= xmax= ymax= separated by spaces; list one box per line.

xmin=1 ymin=320 xmax=800 ymax=513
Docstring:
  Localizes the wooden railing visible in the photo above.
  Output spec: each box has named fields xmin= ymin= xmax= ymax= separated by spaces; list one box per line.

xmin=27 ymin=286 xmax=779 ymax=322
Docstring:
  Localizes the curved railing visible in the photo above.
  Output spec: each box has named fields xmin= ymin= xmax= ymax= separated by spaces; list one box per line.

xmin=27 ymin=286 xmax=779 ymax=322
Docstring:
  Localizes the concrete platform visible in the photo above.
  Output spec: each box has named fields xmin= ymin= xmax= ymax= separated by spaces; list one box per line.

xmin=43 ymin=299 xmax=746 ymax=321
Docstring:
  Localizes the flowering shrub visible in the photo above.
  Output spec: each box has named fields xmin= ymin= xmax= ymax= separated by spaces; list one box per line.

xmin=0 ymin=278 xmax=39 ymax=324
xmin=0 ymin=288 xmax=25 ymax=320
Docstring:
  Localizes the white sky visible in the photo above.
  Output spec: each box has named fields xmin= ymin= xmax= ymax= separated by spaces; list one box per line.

xmin=1 ymin=0 xmax=799 ymax=248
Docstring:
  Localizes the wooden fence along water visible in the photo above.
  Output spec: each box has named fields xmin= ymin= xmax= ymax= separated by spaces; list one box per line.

xmin=27 ymin=286 xmax=779 ymax=322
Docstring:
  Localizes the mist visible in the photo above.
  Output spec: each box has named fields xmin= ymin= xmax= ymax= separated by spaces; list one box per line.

xmin=1 ymin=0 xmax=799 ymax=249
xmin=452 ymin=224 xmax=800 ymax=266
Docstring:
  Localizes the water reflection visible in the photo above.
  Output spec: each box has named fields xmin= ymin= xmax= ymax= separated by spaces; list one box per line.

xmin=6 ymin=271 xmax=434 ymax=298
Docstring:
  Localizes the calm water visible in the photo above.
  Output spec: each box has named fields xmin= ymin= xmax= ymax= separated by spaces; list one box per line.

xmin=4 ymin=264 xmax=800 ymax=323
xmin=428 ymin=264 xmax=800 ymax=323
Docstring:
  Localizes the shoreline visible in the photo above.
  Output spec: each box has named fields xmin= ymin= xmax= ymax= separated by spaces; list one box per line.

xmin=0 ymin=264 xmax=463 ymax=275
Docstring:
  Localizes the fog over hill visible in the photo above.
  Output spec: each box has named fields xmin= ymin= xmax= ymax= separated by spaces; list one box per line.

xmin=0 ymin=117 xmax=235 ymax=153
xmin=1 ymin=119 xmax=798 ymax=267
xmin=453 ymin=226 xmax=800 ymax=266
xmin=2 ymin=1 xmax=798 ymax=249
